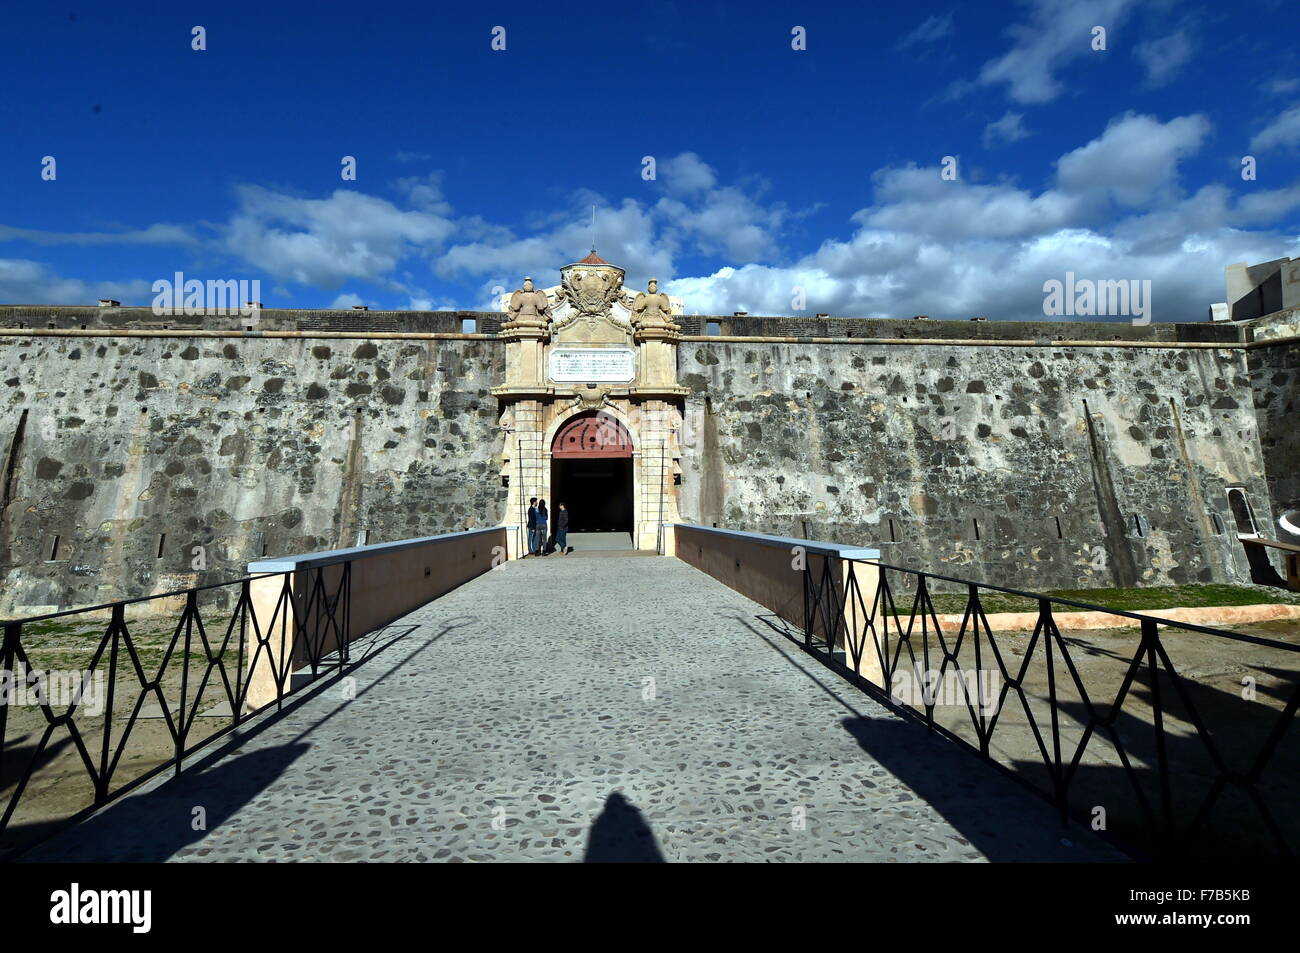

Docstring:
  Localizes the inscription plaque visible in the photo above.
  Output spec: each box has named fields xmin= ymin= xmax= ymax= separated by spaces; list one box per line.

xmin=548 ymin=347 xmax=636 ymax=383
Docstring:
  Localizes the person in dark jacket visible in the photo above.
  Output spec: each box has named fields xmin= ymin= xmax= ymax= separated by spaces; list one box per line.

xmin=535 ymin=501 xmax=549 ymax=555
xmin=527 ymin=497 xmax=540 ymax=556
xmin=555 ymin=502 xmax=570 ymax=554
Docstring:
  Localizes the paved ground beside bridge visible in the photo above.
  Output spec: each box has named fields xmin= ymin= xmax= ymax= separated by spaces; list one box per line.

xmin=22 ymin=555 xmax=1123 ymax=862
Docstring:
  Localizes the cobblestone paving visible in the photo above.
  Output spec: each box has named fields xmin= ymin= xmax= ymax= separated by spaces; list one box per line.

xmin=23 ymin=556 xmax=1125 ymax=862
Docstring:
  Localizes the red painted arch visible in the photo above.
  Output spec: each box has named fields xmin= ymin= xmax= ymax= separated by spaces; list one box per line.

xmin=551 ymin=411 xmax=634 ymax=458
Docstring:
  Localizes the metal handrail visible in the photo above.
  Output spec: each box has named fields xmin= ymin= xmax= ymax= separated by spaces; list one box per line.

xmin=0 ymin=563 xmax=352 ymax=855
xmin=795 ymin=553 xmax=1299 ymax=859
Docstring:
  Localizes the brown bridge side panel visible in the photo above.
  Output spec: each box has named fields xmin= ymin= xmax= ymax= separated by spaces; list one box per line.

xmin=246 ymin=528 xmax=508 ymax=709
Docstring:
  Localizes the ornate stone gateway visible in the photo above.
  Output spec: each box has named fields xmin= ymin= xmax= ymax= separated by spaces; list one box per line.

xmin=493 ymin=251 xmax=687 ymax=551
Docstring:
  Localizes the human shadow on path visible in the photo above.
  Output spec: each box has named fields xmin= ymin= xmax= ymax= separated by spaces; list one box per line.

xmin=583 ymin=792 xmax=666 ymax=863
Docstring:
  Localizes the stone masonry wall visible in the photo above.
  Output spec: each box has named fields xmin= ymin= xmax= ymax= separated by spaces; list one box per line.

xmin=0 ymin=331 xmax=505 ymax=613
xmin=676 ymin=337 xmax=1279 ymax=591
xmin=0 ymin=302 xmax=1294 ymax=609
xmin=1246 ymin=308 xmax=1300 ymax=543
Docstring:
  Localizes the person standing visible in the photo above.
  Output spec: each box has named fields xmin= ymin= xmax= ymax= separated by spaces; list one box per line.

xmin=535 ymin=501 xmax=549 ymax=556
xmin=555 ymin=502 xmax=570 ymax=555
xmin=527 ymin=497 xmax=539 ymax=556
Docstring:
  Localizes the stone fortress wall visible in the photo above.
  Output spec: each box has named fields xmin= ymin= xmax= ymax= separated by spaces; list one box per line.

xmin=0 ymin=299 xmax=1295 ymax=612
xmin=676 ymin=314 xmax=1292 ymax=590
xmin=0 ymin=306 xmax=505 ymax=613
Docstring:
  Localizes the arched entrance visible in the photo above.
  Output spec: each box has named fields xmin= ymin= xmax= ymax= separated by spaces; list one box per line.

xmin=551 ymin=411 xmax=634 ymax=534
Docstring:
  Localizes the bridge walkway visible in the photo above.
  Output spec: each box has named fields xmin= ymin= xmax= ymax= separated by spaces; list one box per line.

xmin=22 ymin=555 xmax=1121 ymax=862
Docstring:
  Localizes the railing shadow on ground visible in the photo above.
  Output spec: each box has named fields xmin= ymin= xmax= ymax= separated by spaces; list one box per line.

xmin=3 ymin=526 xmax=508 ymax=859
xmin=6 ymin=618 xmax=468 ymax=862
xmin=735 ymin=613 xmax=1125 ymax=862
xmin=756 ymin=553 xmax=1300 ymax=861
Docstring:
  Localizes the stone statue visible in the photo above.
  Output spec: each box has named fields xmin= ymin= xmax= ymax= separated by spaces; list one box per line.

xmin=632 ymin=278 xmax=673 ymax=327
xmin=507 ymin=277 xmax=551 ymax=325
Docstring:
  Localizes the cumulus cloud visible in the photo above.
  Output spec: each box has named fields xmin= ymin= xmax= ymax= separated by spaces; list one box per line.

xmin=222 ymin=185 xmax=455 ymax=288
xmin=657 ymin=114 xmax=1295 ymax=323
xmin=1134 ymin=30 xmax=1195 ymax=87
xmin=659 ymin=153 xmax=717 ymax=195
xmin=1250 ymin=104 xmax=1300 ymax=153
xmin=1055 ymin=112 xmax=1211 ymax=206
xmin=394 ymin=172 xmax=453 ymax=214
xmin=329 ymin=292 xmax=368 ymax=309
xmin=4 ymin=126 xmax=1297 ymax=324
xmin=858 ymin=166 xmax=1081 ymax=240
xmin=436 ymin=154 xmax=801 ymax=291
xmin=0 ymin=258 xmax=153 ymax=306
xmin=982 ymin=111 xmax=1031 ymax=148
xmin=976 ymin=0 xmax=1136 ymax=104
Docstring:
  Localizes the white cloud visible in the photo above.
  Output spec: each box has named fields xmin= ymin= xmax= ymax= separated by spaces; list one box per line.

xmin=0 ymin=259 xmax=153 ymax=306
xmin=976 ymin=0 xmax=1136 ymax=104
xmin=1055 ymin=112 xmax=1210 ymax=206
xmin=897 ymin=14 xmax=953 ymax=50
xmin=1250 ymin=104 xmax=1300 ymax=153
xmin=329 ymin=292 xmax=368 ymax=309
xmin=1263 ymin=77 xmax=1300 ymax=96
xmin=436 ymin=155 xmax=800 ymax=287
xmin=394 ymin=172 xmax=453 ymax=214
xmin=659 ymin=153 xmax=717 ymax=195
xmin=5 ymin=126 xmax=1297 ymax=325
xmin=856 ymin=166 xmax=1081 ymax=240
xmin=222 ymin=185 xmax=455 ymax=288
xmin=983 ymin=111 xmax=1031 ymax=148
xmin=0 ymin=223 xmax=197 ymax=246
xmin=1134 ymin=30 xmax=1195 ymax=87
xmin=657 ymin=114 xmax=1296 ymax=323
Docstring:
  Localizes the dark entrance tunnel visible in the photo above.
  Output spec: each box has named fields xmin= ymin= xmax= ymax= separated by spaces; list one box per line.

xmin=552 ymin=457 xmax=633 ymax=532
xmin=551 ymin=410 xmax=635 ymax=534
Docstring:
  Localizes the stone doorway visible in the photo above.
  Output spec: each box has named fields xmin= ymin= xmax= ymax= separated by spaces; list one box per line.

xmin=550 ymin=411 xmax=634 ymax=535
xmin=552 ymin=458 xmax=634 ymax=532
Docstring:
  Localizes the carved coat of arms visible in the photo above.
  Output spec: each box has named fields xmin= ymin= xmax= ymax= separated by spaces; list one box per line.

xmin=562 ymin=267 xmax=623 ymax=322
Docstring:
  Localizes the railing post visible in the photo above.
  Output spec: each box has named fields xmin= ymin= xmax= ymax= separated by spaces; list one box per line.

xmin=97 ymin=604 xmax=123 ymax=804
xmin=176 ymin=590 xmax=196 ymax=776
xmin=1142 ymin=617 xmax=1175 ymax=852
xmin=234 ymin=580 xmax=249 ymax=726
xmin=1041 ymin=598 xmax=1067 ymax=824
xmin=277 ymin=573 xmax=290 ymax=712
xmin=340 ymin=560 xmax=352 ymax=668
xmin=0 ymin=622 xmax=19 ymax=792
xmin=969 ymin=583 xmax=990 ymax=758
xmin=802 ymin=559 xmax=814 ymax=649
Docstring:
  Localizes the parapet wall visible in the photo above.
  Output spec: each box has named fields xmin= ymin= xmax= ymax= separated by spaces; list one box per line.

xmin=675 ymin=331 xmax=1284 ymax=590
xmin=0 ymin=303 xmax=1294 ymax=608
xmin=0 ymin=327 xmax=504 ymax=613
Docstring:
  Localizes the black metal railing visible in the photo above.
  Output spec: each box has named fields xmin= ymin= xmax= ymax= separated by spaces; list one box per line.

xmin=0 ymin=563 xmax=351 ymax=853
xmin=800 ymin=556 xmax=1300 ymax=860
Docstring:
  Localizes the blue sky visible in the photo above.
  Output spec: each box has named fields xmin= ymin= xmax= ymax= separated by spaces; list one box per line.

xmin=2 ymin=0 xmax=1298 ymax=321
